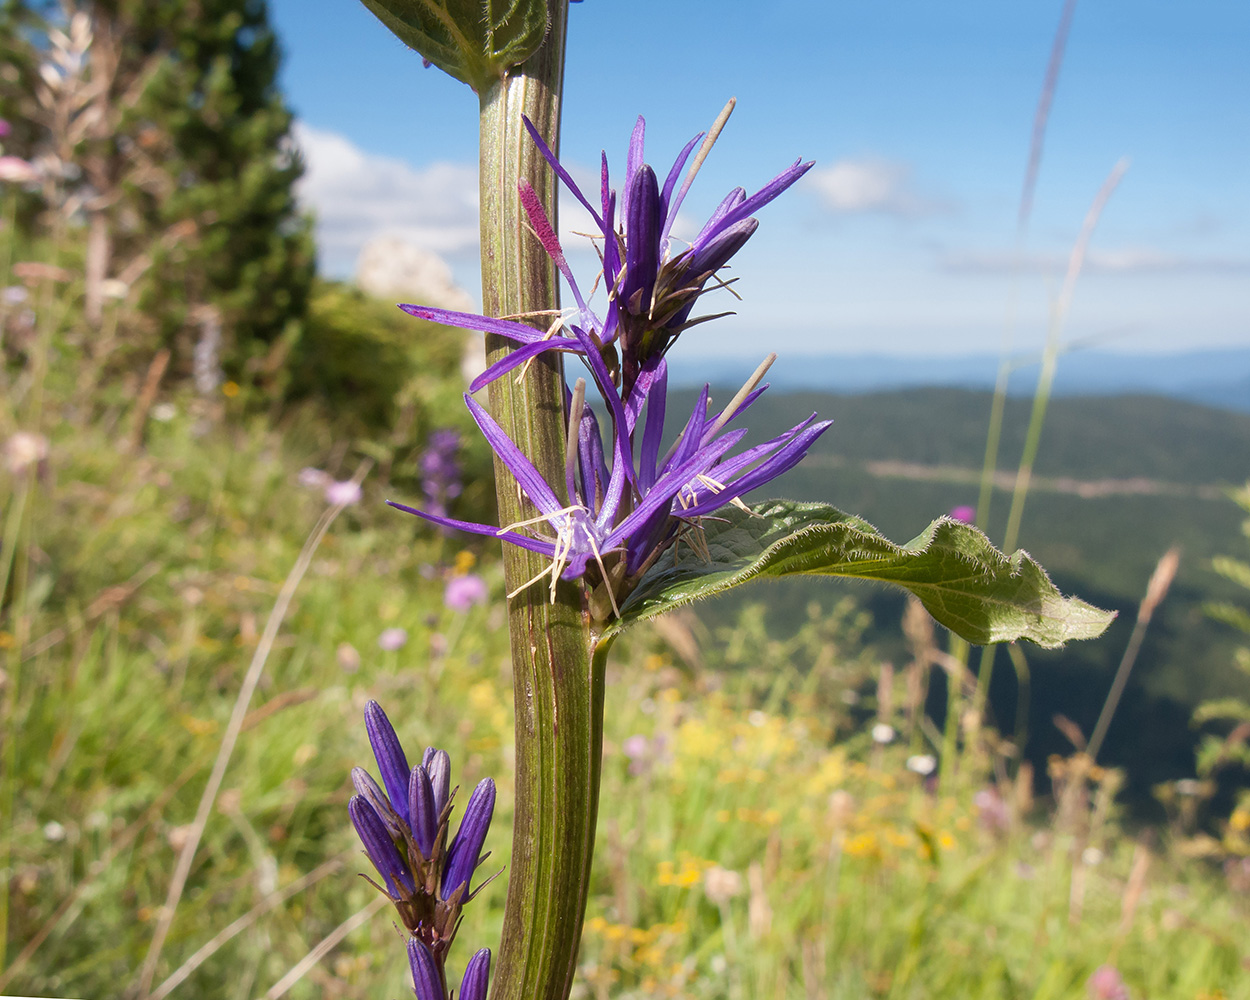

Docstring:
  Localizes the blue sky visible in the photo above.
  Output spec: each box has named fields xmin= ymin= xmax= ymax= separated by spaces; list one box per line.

xmin=270 ymin=0 xmax=1248 ymax=359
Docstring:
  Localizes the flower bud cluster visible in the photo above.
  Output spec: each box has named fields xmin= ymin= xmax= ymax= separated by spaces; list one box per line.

xmin=350 ymin=700 xmax=495 ymax=1000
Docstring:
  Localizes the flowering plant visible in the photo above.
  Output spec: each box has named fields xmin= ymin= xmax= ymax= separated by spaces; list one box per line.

xmin=349 ymin=4 xmax=1114 ymax=1000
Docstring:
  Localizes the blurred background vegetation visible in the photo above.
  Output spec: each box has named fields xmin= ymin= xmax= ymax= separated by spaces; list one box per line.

xmin=1 ymin=1 xmax=1248 ymax=998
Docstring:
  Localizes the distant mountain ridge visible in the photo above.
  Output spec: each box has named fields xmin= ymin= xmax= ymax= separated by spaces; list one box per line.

xmin=680 ymin=347 xmax=1250 ymax=412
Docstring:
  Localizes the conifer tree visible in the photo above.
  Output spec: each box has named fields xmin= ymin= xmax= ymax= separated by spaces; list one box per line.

xmin=2 ymin=0 xmax=315 ymax=381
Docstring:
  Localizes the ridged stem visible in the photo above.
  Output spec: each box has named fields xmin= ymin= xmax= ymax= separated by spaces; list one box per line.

xmin=477 ymin=6 xmax=602 ymax=1000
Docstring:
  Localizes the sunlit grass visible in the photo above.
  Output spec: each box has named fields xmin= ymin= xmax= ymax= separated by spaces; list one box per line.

xmin=3 ymin=384 xmax=1249 ymax=998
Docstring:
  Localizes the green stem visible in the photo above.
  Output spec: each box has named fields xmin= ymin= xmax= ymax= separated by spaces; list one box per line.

xmin=476 ymin=7 xmax=603 ymax=1000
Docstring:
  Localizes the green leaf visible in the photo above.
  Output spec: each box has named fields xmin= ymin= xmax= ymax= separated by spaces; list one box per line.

xmin=358 ymin=0 xmax=550 ymax=92
xmin=609 ymin=500 xmax=1114 ymax=649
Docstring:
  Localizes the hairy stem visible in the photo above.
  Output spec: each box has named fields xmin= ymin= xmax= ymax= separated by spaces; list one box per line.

xmin=478 ymin=6 xmax=602 ymax=1000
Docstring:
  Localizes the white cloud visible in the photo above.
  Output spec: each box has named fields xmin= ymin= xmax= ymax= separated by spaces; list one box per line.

xmin=804 ymin=158 xmax=933 ymax=216
xmin=293 ymin=122 xmax=479 ymax=275
xmin=938 ymin=246 xmax=1250 ymax=275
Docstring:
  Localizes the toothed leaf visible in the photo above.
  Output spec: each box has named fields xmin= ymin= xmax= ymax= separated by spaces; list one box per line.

xmin=359 ymin=0 xmax=550 ymax=91
xmin=609 ymin=500 xmax=1115 ymax=649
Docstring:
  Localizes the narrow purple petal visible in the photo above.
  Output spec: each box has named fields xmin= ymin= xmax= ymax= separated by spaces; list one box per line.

xmin=349 ymin=795 xmax=415 ymax=898
xmin=690 ymin=159 xmax=814 ymax=253
xmin=702 ymin=414 xmax=815 ymax=479
xmin=693 ymin=386 xmax=770 ymax=453
xmin=463 ymin=394 xmax=565 ymax=515
xmin=639 ymin=358 xmax=668 ymax=493
xmin=595 ymin=424 xmax=631 ymax=534
xmin=609 ymin=428 xmax=748 ymax=546
xmin=567 ymin=324 xmax=636 ymax=490
xmin=659 ymin=131 xmax=703 ymax=230
xmin=666 ymin=386 xmax=711 ymax=472
xmin=459 ymin=949 xmax=492 ymax=1000
xmin=681 ymin=418 xmax=834 ymax=517
xmin=408 ymin=765 xmax=438 ymax=856
xmin=577 ymin=403 xmax=610 ymax=511
xmin=467 ymin=336 xmax=584 ymax=393
xmin=623 ymin=354 xmax=662 ymax=436
xmin=387 ymin=500 xmax=557 ymax=558
xmin=621 ymin=115 xmax=646 ymax=222
xmin=407 ymin=938 xmax=442 ymax=1000
xmin=602 ymin=186 xmax=621 ymax=297
xmin=443 ymin=777 xmax=496 ymax=900
xmin=522 ymin=115 xmax=604 ymax=231
xmin=364 ymin=701 xmax=410 ymax=825
xmin=399 ymin=303 xmax=550 ymax=344
xmin=690 ymin=187 xmax=745 ymax=251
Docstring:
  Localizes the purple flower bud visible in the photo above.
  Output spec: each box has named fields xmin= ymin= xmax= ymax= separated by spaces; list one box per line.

xmin=949 ymin=505 xmax=976 ymax=523
xmin=423 ymin=747 xmax=452 ymax=817
xmin=364 ymin=700 xmax=411 ymax=825
xmin=348 ymin=795 xmax=415 ymax=898
xmin=351 ymin=766 xmax=404 ymax=839
xmin=443 ymin=777 xmax=495 ymax=899
xmin=407 ymin=937 xmax=442 ymax=1000
xmin=408 ymin=764 xmax=438 ymax=857
xmin=459 ymin=949 xmax=491 ymax=1000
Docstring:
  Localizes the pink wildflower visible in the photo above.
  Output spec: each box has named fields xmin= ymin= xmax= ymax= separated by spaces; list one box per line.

xmin=444 ymin=574 xmax=488 ymax=612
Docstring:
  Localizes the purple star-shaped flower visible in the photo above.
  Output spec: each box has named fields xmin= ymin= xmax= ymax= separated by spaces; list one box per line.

xmin=389 ymin=353 xmax=831 ymax=617
xmin=400 ymin=100 xmax=813 ymax=398
xmin=387 ymin=106 xmax=831 ymax=617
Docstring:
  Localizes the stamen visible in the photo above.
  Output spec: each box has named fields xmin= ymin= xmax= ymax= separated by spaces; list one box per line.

xmin=586 ymin=534 xmax=622 ymax=619
xmin=497 ymin=503 xmax=587 ymax=535
xmin=663 ymin=98 xmax=737 ymax=251
xmin=700 ymin=353 xmax=776 ymax=445
xmin=507 ymin=561 xmax=557 ymax=600
xmin=514 ymin=311 xmax=576 ymax=383
xmin=498 ymin=308 xmax=565 ymax=321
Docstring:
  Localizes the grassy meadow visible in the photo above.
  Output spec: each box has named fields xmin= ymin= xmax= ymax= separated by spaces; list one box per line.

xmin=3 ymin=297 xmax=1250 ymax=998
xmin=3 ymin=11 xmax=1249 ymax=994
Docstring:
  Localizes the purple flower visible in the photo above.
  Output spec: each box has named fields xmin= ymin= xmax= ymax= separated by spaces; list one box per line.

xmin=973 ymin=787 xmax=1011 ymax=834
xmin=409 ymin=941 xmax=491 ymax=1000
xmin=391 ymin=359 xmax=831 ymax=617
xmin=400 ymin=102 xmax=813 ymax=397
xmin=444 ymin=574 xmax=488 ymax=612
xmin=325 ymin=479 xmax=362 ymax=506
xmin=0 ymin=156 xmax=38 ymax=184
xmin=421 ymin=429 xmax=463 ymax=519
xmin=298 ymin=467 xmax=330 ymax=489
xmin=349 ymin=701 xmax=497 ymax=971
xmin=377 ymin=627 xmax=409 ymax=651
xmin=1087 ymin=965 xmax=1130 ymax=1000
xmin=0 ymin=119 xmax=10 ymax=137
xmin=386 ymin=110 xmax=830 ymax=618
xmin=949 ymin=504 xmax=976 ymax=523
